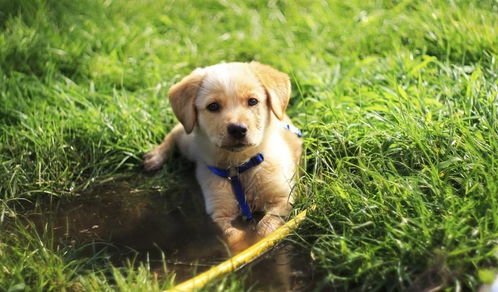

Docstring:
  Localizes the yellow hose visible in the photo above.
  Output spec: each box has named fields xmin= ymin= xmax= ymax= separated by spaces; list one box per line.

xmin=167 ymin=209 xmax=308 ymax=292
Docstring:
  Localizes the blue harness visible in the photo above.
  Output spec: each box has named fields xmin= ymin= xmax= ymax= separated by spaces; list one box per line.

xmin=206 ymin=123 xmax=302 ymax=221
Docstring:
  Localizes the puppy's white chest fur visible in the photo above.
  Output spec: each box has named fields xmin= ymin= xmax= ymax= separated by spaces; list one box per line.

xmin=195 ymin=125 xmax=297 ymax=218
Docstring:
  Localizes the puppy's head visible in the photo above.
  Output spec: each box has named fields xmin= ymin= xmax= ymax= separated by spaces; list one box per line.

xmin=169 ymin=62 xmax=290 ymax=152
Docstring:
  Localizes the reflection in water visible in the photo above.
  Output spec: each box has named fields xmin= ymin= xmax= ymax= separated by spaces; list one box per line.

xmin=21 ymin=174 xmax=313 ymax=290
xmin=241 ymin=244 xmax=315 ymax=292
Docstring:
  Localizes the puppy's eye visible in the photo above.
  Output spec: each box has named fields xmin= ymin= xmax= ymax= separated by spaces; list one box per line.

xmin=248 ymin=98 xmax=259 ymax=106
xmin=206 ymin=102 xmax=220 ymax=112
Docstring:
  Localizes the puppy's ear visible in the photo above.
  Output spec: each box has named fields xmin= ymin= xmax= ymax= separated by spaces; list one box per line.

xmin=168 ymin=69 xmax=205 ymax=134
xmin=249 ymin=62 xmax=290 ymax=120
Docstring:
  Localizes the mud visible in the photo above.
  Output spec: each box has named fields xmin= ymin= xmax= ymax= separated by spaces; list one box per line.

xmin=20 ymin=173 xmax=314 ymax=290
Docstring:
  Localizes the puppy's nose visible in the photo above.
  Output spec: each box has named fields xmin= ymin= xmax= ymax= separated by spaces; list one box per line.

xmin=227 ymin=123 xmax=247 ymax=139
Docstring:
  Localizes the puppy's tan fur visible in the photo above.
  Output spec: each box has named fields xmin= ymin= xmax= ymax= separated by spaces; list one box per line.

xmin=144 ymin=62 xmax=301 ymax=252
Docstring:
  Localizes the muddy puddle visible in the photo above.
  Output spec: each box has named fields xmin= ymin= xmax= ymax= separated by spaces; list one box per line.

xmin=17 ymin=172 xmax=314 ymax=291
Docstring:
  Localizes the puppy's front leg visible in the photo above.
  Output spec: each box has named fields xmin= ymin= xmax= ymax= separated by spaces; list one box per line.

xmin=144 ymin=124 xmax=185 ymax=171
xmin=212 ymin=214 xmax=244 ymax=243
xmin=212 ymin=214 xmax=254 ymax=254
xmin=256 ymin=200 xmax=292 ymax=239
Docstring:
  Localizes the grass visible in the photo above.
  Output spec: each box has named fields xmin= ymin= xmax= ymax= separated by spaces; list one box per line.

xmin=0 ymin=0 xmax=497 ymax=290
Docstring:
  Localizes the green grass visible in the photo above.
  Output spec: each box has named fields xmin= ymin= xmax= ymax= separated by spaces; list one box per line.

xmin=1 ymin=0 xmax=497 ymax=290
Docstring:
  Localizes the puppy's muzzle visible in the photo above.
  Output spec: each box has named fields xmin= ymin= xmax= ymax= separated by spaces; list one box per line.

xmin=227 ymin=123 xmax=247 ymax=140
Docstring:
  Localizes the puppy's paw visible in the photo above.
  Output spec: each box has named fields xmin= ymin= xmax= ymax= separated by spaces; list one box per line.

xmin=143 ymin=147 xmax=167 ymax=171
xmin=224 ymin=227 xmax=250 ymax=254
xmin=256 ymin=215 xmax=284 ymax=239
xmin=224 ymin=227 xmax=245 ymax=244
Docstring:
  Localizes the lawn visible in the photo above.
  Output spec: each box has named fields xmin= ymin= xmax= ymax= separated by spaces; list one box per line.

xmin=0 ymin=0 xmax=497 ymax=290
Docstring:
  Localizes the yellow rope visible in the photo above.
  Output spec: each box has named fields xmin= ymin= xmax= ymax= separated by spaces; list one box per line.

xmin=167 ymin=209 xmax=308 ymax=292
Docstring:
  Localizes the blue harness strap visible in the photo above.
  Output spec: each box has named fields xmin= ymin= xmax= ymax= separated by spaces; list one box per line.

xmin=281 ymin=122 xmax=303 ymax=137
xmin=207 ymin=153 xmax=264 ymax=220
xmin=206 ymin=124 xmax=302 ymax=221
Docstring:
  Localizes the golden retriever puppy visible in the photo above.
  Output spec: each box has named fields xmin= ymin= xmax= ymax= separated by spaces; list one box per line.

xmin=144 ymin=62 xmax=302 ymax=252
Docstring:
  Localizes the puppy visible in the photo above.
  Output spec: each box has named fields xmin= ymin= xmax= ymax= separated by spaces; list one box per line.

xmin=144 ymin=62 xmax=302 ymax=252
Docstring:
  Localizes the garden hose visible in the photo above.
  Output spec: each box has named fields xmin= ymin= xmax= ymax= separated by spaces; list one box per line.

xmin=167 ymin=208 xmax=309 ymax=291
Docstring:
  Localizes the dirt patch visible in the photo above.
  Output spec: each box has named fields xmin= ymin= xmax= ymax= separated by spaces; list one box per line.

xmin=17 ymin=174 xmax=313 ymax=290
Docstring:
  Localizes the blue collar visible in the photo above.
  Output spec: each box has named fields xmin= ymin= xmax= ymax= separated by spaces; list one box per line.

xmin=206 ymin=123 xmax=302 ymax=221
xmin=207 ymin=153 xmax=264 ymax=221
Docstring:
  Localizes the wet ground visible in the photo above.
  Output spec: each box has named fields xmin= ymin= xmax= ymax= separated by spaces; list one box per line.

xmin=18 ymin=173 xmax=314 ymax=291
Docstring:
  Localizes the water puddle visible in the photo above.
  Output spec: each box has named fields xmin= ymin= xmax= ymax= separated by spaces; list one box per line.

xmin=17 ymin=172 xmax=314 ymax=290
